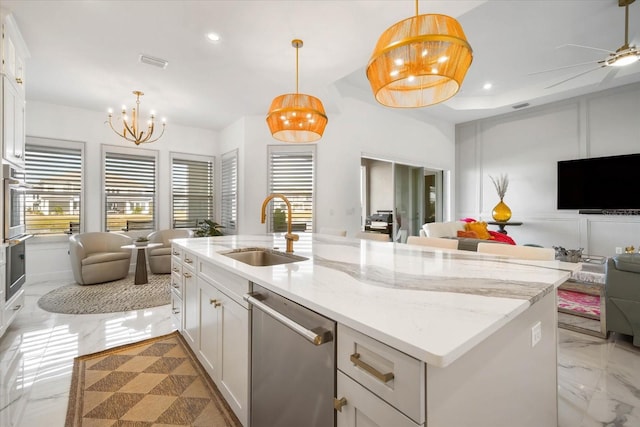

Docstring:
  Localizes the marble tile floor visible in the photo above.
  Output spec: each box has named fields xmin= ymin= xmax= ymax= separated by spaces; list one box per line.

xmin=1 ymin=279 xmax=640 ymax=427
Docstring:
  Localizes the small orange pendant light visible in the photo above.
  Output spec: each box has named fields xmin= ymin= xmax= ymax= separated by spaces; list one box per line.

xmin=266 ymin=39 xmax=328 ymax=143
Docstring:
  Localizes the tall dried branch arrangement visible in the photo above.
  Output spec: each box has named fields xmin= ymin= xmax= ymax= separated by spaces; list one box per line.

xmin=489 ymin=174 xmax=509 ymax=199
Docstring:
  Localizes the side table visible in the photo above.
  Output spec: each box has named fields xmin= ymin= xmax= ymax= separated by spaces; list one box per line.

xmin=488 ymin=221 xmax=523 ymax=235
xmin=121 ymin=243 xmax=163 ymax=285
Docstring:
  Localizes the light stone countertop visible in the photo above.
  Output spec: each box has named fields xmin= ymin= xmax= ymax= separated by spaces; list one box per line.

xmin=172 ymin=233 xmax=579 ymax=367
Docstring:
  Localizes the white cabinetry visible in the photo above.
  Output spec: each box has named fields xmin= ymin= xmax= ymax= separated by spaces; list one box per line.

xmin=1 ymin=11 xmax=28 ymax=169
xmin=0 ymin=244 xmax=5 ymax=336
xmin=169 ymin=247 xmax=184 ymax=330
xmin=336 ymin=325 xmax=425 ymax=427
xmin=197 ymin=261 xmax=249 ymax=427
xmin=171 ymin=244 xmax=249 ymax=426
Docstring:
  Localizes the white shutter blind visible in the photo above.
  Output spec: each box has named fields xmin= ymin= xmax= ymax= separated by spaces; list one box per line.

xmin=25 ymin=143 xmax=82 ymax=235
xmin=267 ymin=146 xmax=315 ymax=233
xmin=221 ymin=150 xmax=238 ymax=234
xmin=105 ymin=152 xmax=156 ymax=232
xmin=171 ymin=156 xmax=213 ymax=228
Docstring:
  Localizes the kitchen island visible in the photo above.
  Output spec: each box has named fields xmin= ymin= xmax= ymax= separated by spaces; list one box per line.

xmin=171 ymin=233 xmax=577 ymax=427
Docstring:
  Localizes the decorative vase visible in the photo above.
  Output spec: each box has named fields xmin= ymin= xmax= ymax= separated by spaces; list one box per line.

xmin=492 ymin=198 xmax=512 ymax=222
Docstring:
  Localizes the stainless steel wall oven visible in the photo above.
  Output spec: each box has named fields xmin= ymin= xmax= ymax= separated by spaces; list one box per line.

xmin=3 ymin=164 xmax=30 ymax=301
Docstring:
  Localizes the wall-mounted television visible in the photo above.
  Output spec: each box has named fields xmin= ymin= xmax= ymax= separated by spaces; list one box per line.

xmin=557 ymin=153 xmax=640 ymax=212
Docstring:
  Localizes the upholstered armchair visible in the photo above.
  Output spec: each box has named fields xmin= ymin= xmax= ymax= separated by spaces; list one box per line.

xmin=606 ymin=254 xmax=640 ymax=346
xmin=69 ymin=232 xmax=132 ymax=285
xmin=147 ymin=229 xmax=193 ymax=274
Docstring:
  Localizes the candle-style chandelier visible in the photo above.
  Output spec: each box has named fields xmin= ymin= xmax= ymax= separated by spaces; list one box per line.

xmin=106 ymin=91 xmax=166 ymax=145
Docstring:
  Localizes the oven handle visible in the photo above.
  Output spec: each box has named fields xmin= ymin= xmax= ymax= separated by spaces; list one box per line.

xmin=244 ymin=292 xmax=333 ymax=346
xmin=7 ymin=234 xmax=33 ymax=246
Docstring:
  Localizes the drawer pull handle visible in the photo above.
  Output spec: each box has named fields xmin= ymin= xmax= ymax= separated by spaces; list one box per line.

xmin=172 ymin=267 xmax=180 ymax=272
xmin=350 ymin=353 xmax=394 ymax=383
xmin=185 ymin=258 xmax=193 ymax=264
xmin=172 ymin=282 xmax=179 ymax=288
xmin=173 ymin=251 xmax=180 ymax=255
xmin=210 ymin=299 xmax=222 ymax=308
xmin=172 ymin=309 xmax=180 ymax=314
xmin=13 ymin=304 xmax=22 ymax=311
xmin=333 ymin=397 xmax=348 ymax=412
xmin=183 ymin=272 xmax=192 ymax=278
xmin=16 ymin=78 xmax=23 ymax=84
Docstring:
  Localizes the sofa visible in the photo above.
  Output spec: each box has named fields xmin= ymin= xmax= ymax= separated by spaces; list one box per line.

xmin=606 ymin=254 xmax=640 ymax=346
xmin=420 ymin=221 xmax=506 ymax=251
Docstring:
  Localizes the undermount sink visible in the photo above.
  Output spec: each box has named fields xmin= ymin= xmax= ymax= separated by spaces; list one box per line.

xmin=220 ymin=247 xmax=308 ymax=266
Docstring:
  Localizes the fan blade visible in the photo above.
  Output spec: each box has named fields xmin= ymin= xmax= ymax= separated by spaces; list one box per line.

xmin=557 ymin=43 xmax=617 ymax=54
xmin=528 ymin=60 xmax=603 ymax=75
xmin=545 ymin=65 xmax=606 ymax=89
xmin=599 ymin=67 xmax=620 ymax=86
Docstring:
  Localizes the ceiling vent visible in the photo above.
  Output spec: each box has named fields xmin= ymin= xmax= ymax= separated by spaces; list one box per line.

xmin=139 ymin=54 xmax=168 ymax=69
xmin=512 ymin=102 xmax=530 ymax=109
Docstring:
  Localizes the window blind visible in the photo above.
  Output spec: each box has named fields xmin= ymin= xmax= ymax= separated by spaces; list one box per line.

xmin=104 ymin=152 xmax=156 ymax=232
xmin=25 ymin=143 xmax=82 ymax=235
xmin=220 ymin=150 xmax=238 ymax=234
xmin=171 ymin=156 xmax=213 ymax=229
xmin=267 ymin=146 xmax=315 ymax=233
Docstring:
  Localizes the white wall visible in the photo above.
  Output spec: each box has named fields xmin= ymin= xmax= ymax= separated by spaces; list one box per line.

xmin=455 ymin=82 xmax=640 ymax=257
xmin=25 ymin=101 xmax=218 ymax=283
xmin=223 ymin=96 xmax=456 ymax=237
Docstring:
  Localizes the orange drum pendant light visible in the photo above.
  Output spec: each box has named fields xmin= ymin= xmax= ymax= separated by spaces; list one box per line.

xmin=266 ymin=39 xmax=328 ymax=143
xmin=366 ymin=0 xmax=473 ymax=108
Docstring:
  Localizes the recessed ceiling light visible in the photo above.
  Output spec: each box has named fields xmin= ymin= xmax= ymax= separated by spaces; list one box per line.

xmin=483 ymin=82 xmax=492 ymax=90
xmin=207 ymin=32 xmax=221 ymax=42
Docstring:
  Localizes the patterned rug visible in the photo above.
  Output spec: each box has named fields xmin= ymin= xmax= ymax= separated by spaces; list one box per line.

xmin=38 ymin=273 xmax=171 ymax=314
xmin=65 ymin=331 xmax=242 ymax=427
xmin=558 ymin=289 xmax=601 ymax=318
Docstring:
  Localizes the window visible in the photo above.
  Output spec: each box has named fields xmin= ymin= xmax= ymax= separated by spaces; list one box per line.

xmin=171 ymin=153 xmax=214 ymax=229
xmin=24 ymin=138 xmax=84 ymax=235
xmin=267 ymin=145 xmax=315 ymax=233
xmin=103 ymin=147 xmax=157 ymax=232
xmin=220 ymin=150 xmax=238 ymax=234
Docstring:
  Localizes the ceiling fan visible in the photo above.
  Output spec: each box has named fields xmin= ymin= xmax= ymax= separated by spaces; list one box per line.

xmin=533 ymin=0 xmax=639 ymax=89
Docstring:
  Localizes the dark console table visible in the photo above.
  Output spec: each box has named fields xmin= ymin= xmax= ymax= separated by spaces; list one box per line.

xmin=488 ymin=221 xmax=523 ymax=235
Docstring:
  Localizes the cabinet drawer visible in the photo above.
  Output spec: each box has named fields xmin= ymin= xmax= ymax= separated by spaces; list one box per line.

xmin=170 ymin=271 xmax=183 ymax=298
xmin=336 ymin=371 xmax=420 ymax=427
xmin=170 ymin=292 xmax=182 ymax=330
xmin=171 ymin=260 xmax=182 ymax=276
xmin=3 ymin=290 xmax=24 ymax=328
xmin=171 ymin=245 xmax=183 ymax=261
xmin=182 ymin=251 xmax=196 ymax=269
xmin=198 ymin=260 xmax=249 ymax=307
xmin=337 ymin=325 xmax=424 ymax=424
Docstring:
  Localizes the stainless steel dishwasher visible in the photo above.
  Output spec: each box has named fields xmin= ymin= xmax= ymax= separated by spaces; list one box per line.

xmin=244 ymin=284 xmax=336 ymax=427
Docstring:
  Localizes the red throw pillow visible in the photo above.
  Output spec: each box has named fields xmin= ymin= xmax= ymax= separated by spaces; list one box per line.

xmin=488 ymin=231 xmax=516 ymax=245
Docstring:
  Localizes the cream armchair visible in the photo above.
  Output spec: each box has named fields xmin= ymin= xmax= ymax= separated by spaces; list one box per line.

xmin=69 ymin=232 xmax=132 ymax=285
xmin=147 ymin=229 xmax=194 ymax=274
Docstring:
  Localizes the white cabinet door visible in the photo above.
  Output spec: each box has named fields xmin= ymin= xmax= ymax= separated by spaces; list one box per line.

xmin=2 ymin=75 xmax=25 ymax=168
xmin=218 ymin=292 xmax=249 ymax=426
xmin=336 ymin=371 xmax=420 ymax=427
xmin=182 ymin=266 xmax=199 ymax=348
xmin=198 ymin=278 xmax=221 ymax=378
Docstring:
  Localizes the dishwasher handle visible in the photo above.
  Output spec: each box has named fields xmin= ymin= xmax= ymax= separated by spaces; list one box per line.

xmin=244 ymin=293 xmax=333 ymax=346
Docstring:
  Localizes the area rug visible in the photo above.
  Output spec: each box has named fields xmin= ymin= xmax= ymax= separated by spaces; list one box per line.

xmin=38 ymin=273 xmax=171 ymax=314
xmin=557 ymin=289 xmax=601 ymax=318
xmin=65 ymin=331 xmax=241 ymax=427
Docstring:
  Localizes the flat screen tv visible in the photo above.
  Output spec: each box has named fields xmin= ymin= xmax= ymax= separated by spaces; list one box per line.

xmin=557 ymin=153 xmax=640 ymax=211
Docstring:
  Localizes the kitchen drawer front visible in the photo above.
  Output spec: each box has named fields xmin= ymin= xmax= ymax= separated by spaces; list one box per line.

xmin=171 ymin=259 xmax=183 ymax=276
xmin=170 ymin=271 xmax=183 ymax=298
xmin=3 ymin=290 xmax=24 ymax=328
xmin=170 ymin=291 xmax=182 ymax=330
xmin=336 ymin=371 xmax=420 ymax=427
xmin=182 ymin=251 xmax=197 ymax=270
xmin=171 ymin=245 xmax=183 ymax=261
xmin=337 ymin=325 xmax=424 ymax=424
xmin=198 ymin=260 xmax=249 ymax=307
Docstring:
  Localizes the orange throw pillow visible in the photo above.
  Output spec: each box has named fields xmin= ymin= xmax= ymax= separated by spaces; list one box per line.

xmin=464 ymin=221 xmax=492 ymax=240
xmin=457 ymin=230 xmax=478 ymax=238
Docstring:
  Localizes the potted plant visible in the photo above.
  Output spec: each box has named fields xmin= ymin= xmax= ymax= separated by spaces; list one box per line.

xmin=134 ymin=236 xmax=149 ymax=247
xmin=193 ymin=219 xmax=225 ymax=237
